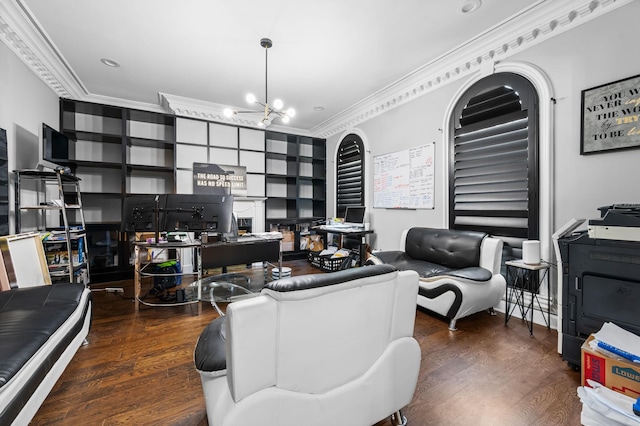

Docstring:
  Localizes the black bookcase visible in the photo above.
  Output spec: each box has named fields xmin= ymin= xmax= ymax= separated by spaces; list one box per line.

xmin=59 ymin=98 xmax=176 ymax=282
xmin=265 ymin=131 xmax=326 ymax=259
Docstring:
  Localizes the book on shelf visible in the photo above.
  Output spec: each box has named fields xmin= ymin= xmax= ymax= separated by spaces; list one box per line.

xmin=41 ymin=227 xmax=85 ymax=241
xmin=44 ymin=239 xmax=84 ymax=266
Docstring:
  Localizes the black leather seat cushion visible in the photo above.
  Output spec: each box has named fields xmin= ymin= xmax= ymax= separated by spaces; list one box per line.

xmin=0 ymin=283 xmax=90 ymax=424
xmin=375 ymin=251 xmax=492 ymax=282
xmin=194 ymin=316 xmax=227 ymax=373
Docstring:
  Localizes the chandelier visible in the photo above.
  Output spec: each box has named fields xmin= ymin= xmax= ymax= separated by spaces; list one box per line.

xmin=224 ymin=38 xmax=295 ymax=127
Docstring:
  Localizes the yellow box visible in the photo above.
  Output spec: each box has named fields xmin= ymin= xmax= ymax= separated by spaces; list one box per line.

xmin=581 ymin=334 xmax=640 ymax=398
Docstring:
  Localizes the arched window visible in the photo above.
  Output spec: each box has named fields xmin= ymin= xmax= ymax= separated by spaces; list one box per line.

xmin=335 ymin=134 xmax=365 ymax=217
xmin=449 ymin=72 xmax=539 ymax=261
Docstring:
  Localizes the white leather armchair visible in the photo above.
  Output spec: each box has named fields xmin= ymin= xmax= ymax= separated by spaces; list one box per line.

xmin=194 ymin=264 xmax=420 ymax=426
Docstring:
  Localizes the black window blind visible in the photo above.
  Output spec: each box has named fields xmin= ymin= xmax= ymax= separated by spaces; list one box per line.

xmin=450 ymin=73 xmax=539 ymax=257
xmin=336 ymin=134 xmax=365 ymax=218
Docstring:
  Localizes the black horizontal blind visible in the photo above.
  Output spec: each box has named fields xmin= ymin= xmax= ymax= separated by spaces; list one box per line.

xmin=336 ymin=134 xmax=364 ymax=218
xmin=450 ymin=73 xmax=538 ymax=256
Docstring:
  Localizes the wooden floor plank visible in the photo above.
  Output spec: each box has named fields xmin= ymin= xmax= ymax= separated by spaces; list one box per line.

xmin=31 ymin=260 xmax=581 ymax=425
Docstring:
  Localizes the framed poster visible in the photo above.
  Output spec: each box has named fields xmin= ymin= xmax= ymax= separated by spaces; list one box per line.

xmin=373 ymin=143 xmax=435 ymax=209
xmin=581 ymin=74 xmax=640 ymax=154
xmin=193 ymin=163 xmax=247 ymax=196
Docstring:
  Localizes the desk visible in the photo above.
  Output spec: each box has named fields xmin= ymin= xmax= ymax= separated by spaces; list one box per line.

xmin=133 ymin=241 xmax=201 ymax=311
xmin=201 ymin=234 xmax=282 ymax=272
xmin=504 ymin=259 xmax=550 ymax=336
xmin=312 ymin=226 xmax=374 ymax=266
xmin=200 ymin=235 xmax=282 ymax=315
xmin=133 ymin=235 xmax=281 ymax=311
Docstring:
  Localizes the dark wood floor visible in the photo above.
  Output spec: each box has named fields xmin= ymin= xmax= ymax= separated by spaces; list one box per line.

xmin=31 ymin=260 xmax=582 ymax=425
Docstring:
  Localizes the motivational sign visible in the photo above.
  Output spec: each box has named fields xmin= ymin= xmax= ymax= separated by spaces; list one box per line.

xmin=193 ymin=163 xmax=246 ymax=196
xmin=581 ymin=74 xmax=640 ymax=154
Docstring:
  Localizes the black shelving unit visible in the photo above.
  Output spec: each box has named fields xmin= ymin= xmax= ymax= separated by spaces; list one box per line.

xmin=0 ymin=128 xmax=8 ymax=236
xmin=265 ymin=131 xmax=326 ymax=259
xmin=58 ymin=99 xmax=327 ymax=277
xmin=59 ymin=98 xmax=176 ymax=282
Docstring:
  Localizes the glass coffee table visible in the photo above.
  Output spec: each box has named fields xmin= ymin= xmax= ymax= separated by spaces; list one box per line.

xmin=194 ymin=273 xmax=264 ymax=316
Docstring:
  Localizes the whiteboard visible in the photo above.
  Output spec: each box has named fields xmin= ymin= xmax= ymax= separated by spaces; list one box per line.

xmin=373 ymin=143 xmax=435 ymax=209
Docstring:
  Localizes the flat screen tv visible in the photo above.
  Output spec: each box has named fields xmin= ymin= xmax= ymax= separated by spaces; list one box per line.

xmin=121 ymin=194 xmax=167 ymax=233
xmin=164 ymin=194 xmax=234 ymax=234
xmin=41 ymin=123 xmax=69 ymax=167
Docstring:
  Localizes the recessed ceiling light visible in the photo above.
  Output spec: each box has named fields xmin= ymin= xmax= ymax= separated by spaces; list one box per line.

xmin=100 ymin=58 xmax=120 ymax=68
xmin=313 ymin=106 xmax=325 ymax=111
xmin=460 ymin=0 xmax=482 ymax=14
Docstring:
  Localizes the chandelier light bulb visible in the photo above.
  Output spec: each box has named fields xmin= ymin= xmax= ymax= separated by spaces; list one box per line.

xmin=226 ymin=38 xmax=295 ymax=128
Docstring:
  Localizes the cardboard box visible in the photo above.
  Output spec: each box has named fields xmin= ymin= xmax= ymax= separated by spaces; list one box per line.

xmin=581 ymin=334 xmax=640 ymax=398
xmin=136 ymin=232 xmax=158 ymax=243
xmin=281 ymin=231 xmax=294 ymax=252
xmin=300 ymin=235 xmax=323 ymax=252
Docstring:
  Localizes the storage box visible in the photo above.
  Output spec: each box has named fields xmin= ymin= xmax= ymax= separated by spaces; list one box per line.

xmin=300 ymin=235 xmax=323 ymax=251
xmin=281 ymin=230 xmax=295 ymax=252
xmin=136 ymin=232 xmax=158 ymax=243
xmin=581 ymin=334 xmax=640 ymax=398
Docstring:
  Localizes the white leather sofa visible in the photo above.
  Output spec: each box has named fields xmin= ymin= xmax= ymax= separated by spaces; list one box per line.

xmin=375 ymin=227 xmax=505 ymax=331
xmin=194 ymin=264 xmax=420 ymax=426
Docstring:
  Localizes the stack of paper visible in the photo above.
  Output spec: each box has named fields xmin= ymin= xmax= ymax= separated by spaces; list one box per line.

xmin=578 ymin=380 xmax=640 ymax=425
xmin=590 ymin=322 xmax=640 ymax=364
xmin=330 ymin=249 xmax=351 ymax=259
xmin=319 ymin=247 xmax=337 ymax=257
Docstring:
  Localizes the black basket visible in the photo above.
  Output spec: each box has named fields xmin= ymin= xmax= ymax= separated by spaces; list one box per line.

xmin=308 ymin=251 xmax=353 ymax=272
xmin=308 ymin=251 xmax=322 ymax=268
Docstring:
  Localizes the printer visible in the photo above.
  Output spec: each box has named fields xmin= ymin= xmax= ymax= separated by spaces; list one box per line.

xmin=588 ymin=204 xmax=640 ymax=242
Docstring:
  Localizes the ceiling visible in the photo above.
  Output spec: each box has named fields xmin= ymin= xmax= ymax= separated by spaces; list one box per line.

xmin=2 ymin=0 xmax=625 ymax=136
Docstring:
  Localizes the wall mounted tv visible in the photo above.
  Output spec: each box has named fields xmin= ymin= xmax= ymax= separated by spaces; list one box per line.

xmin=42 ymin=123 xmax=69 ymax=166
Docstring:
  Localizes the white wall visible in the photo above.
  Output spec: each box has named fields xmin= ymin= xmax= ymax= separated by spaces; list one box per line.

xmin=328 ymin=81 xmax=464 ymax=250
xmin=509 ymin=3 xmax=640 ymax=229
xmin=327 ymin=1 xmax=640 ymax=252
xmin=0 ymin=41 xmax=59 ymax=232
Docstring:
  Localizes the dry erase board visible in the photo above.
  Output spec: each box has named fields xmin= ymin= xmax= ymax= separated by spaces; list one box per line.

xmin=373 ymin=143 xmax=435 ymax=209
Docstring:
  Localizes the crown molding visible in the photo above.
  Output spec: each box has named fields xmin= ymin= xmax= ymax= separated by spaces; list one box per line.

xmin=311 ymin=0 xmax=634 ymax=138
xmin=1 ymin=0 xmax=633 ymax=139
xmin=0 ymin=0 xmax=87 ymax=99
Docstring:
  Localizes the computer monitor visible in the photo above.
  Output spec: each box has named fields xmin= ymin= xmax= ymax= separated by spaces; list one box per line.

xmin=344 ymin=206 xmax=366 ymax=225
xmin=164 ymin=194 xmax=234 ymax=234
xmin=121 ymin=194 xmax=166 ymax=233
xmin=37 ymin=123 xmax=69 ymax=171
